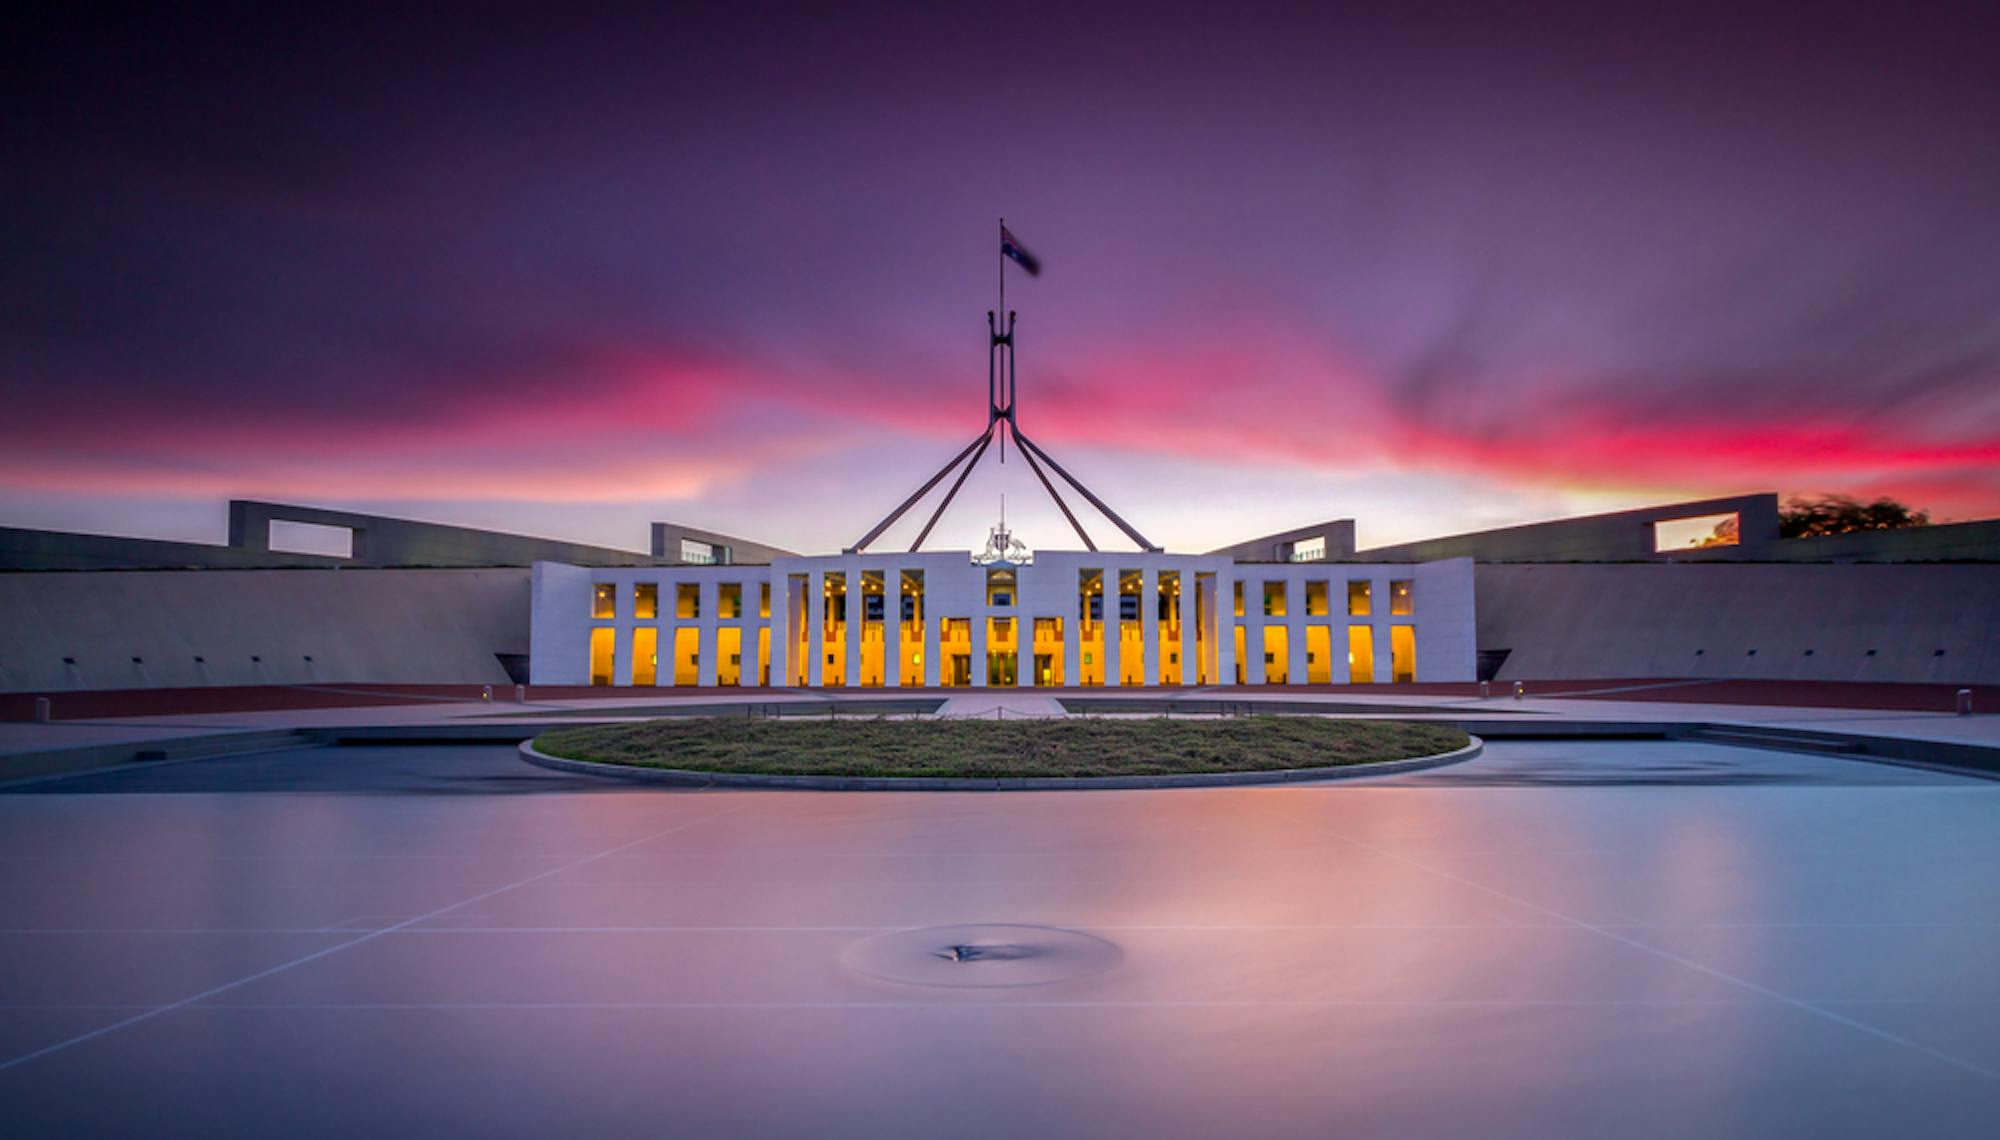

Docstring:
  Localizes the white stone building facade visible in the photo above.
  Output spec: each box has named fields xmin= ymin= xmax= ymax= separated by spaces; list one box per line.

xmin=531 ymin=553 xmax=1475 ymax=688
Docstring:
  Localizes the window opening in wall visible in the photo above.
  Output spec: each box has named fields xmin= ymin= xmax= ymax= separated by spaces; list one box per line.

xmin=821 ymin=572 xmax=846 ymax=686
xmin=632 ymin=628 xmax=658 ymax=686
xmin=680 ymin=538 xmax=716 ymax=564
xmin=1290 ymin=535 xmax=1326 ymax=562
xmin=1347 ymin=580 xmax=1371 ymax=616
xmin=1032 ymin=617 xmax=1064 ymax=686
xmin=1263 ymin=581 xmax=1286 ymax=617
xmin=1077 ymin=570 xmax=1105 ymax=686
xmin=1263 ymin=626 xmax=1289 ymax=684
xmin=1390 ymin=580 xmax=1413 ymax=616
xmin=1306 ymin=626 xmax=1332 ymax=684
xmin=1653 ymin=512 xmax=1740 ymax=552
xmin=717 ymin=628 xmax=741 ymax=686
xmin=1348 ymin=626 xmax=1374 ymax=683
xmin=1157 ymin=571 xmax=1182 ymax=685
xmin=676 ymin=583 xmax=700 ymax=619
xmin=268 ymin=519 xmax=354 ymax=558
xmin=1194 ymin=571 xmax=1216 ymax=685
xmin=987 ymin=568 xmax=1016 ymax=607
xmin=1305 ymin=581 xmax=1329 ymax=616
xmin=673 ymin=628 xmax=701 ymax=686
xmin=941 ymin=617 xmax=973 ymax=687
xmin=634 ymin=583 xmax=658 ymax=619
xmin=1233 ymin=581 xmax=1244 ymax=617
xmin=589 ymin=628 xmax=615 ymax=686
xmin=860 ymin=570 xmax=886 ymax=686
xmin=759 ymin=583 xmax=771 ymax=618
xmin=1118 ymin=570 xmax=1144 ymax=685
xmin=1391 ymin=626 xmax=1416 ymax=682
xmin=900 ymin=570 xmax=926 ymax=686
xmin=719 ymin=583 xmax=743 ymax=619
xmin=987 ymin=617 xmax=1017 ymax=686
xmin=592 ymin=583 xmax=616 ymax=620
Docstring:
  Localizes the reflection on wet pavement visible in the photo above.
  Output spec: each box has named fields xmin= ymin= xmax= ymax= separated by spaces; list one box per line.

xmin=1 ymin=740 xmax=1996 ymax=1137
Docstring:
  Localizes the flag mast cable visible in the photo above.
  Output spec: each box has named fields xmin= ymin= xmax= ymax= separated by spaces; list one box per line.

xmin=845 ymin=221 xmax=1161 ymax=553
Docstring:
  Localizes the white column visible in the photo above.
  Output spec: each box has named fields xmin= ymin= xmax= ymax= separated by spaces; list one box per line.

xmin=924 ymin=607 xmax=941 ymax=688
xmin=970 ymin=612 xmax=987 ymax=687
xmin=1103 ymin=577 xmax=1122 ymax=686
xmin=1141 ymin=568 xmax=1160 ymax=686
xmin=1287 ymin=579 xmax=1308 ymax=684
xmin=806 ymin=572 xmax=824 ymax=687
xmin=697 ymin=580 xmax=719 ymax=687
xmin=844 ymin=568 xmax=863 ymax=688
xmin=1063 ymin=601 xmax=1081 ymax=689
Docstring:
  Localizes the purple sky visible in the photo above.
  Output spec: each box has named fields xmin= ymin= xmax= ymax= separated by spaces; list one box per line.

xmin=5 ymin=2 xmax=1998 ymax=555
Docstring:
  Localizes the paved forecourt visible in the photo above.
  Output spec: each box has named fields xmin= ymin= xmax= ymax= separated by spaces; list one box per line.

xmin=2 ymin=737 xmax=1998 ymax=1137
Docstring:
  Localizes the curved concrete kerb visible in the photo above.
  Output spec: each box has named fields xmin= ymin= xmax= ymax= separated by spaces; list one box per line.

xmin=516 ymin=735 xmax=1482 ymax=791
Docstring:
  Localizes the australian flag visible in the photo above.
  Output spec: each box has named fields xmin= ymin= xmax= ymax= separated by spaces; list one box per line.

xmin=1001 ymin=225 xmax=1040 ymax=276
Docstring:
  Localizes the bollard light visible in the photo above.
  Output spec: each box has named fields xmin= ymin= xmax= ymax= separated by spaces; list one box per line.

xmin=34 ymin=696 xmax=52 ymax=723
xmin=1480 ymin=680 xmax=1490 ymax=700
xmin=482 ymin=685 xmax=493 ymax=702
xmin=515 ymin=684 xmax=527 ymax=703
xmin=1513 ymin=681 xmax=1525 ymax=700
xmin=1958 ymin=688 xmax=1974 ymax=717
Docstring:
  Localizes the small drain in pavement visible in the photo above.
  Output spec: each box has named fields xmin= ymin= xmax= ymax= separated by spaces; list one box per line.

xmin=846 ymin=924 xmax=1120 ymax=988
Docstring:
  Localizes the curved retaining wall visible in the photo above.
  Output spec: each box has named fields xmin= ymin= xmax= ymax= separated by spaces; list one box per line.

xmin=517 ymin=736 xmax=1483 ymax=791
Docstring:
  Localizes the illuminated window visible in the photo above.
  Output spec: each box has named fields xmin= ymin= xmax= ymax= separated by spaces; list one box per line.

xmin=987 ymin=568 xmax=1016 ymax=607
xmin=632 ymin=628 xmax=658 ymax=685
xmin=589 ymin=627 xmax=615 ymax=685
xmin=674 ymin=628 xmax=700 ymax=686
xmin=719 ymin=583 xmax=742 ymax=619
xmin=987 ymin=617 xmax=1017 ymax=686
xmin=759 ymin=583 xmax=771 ymax=618
xmin=1077 ymin=570 xmax=1104 ymax=686
xmin=1263 ymin=626 xmax=1289 ymax=683
xmin=680 ymin=538 xmax=715 ymax=564
xmin=676 ymin=583 xmax=700 ymax=619
xmin=1233 ymin=581 xmax=1244 ymax=617
xmin=717 ymin=628 xmax=741 ymax=686
xmin=1263 ymin=581 xmax=1286 ymax=617
xmin=1306 ymin=626 xmax=1332 ymax=684
xmin=591 ymin=584 xmax=616 ymax=620
xmin=1031 ymin=617 xmax=1064 ymax=687
xmin=1391 ymin=626 xmax=1416 ymax=682
xmin=1347 ymin=580 xmax=1371 ymax=616
xmin=1390 ymin=580 xmax=1413 ymax=616
xmin=1305 ymin=581 xmax=1329 ymax=616
xmin=1290 ymin=535 xmax=1325 ymax=562
xmin=1347 ymin=626 xmax=1374 ymax=683
xmin=634 ymin=583 xmax=658 ymax=620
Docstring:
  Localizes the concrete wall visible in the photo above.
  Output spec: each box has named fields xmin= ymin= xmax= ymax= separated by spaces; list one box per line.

xmin=229 ymin=501 xmax=660 ymax=567
xmin=649 ymin=523 xmax=794 ymax=565
xmin=1208 ymin=519 xmax=1357 ymax=563
xmin=1355 ymin=494 xmax=1783 ymax=563
xmin=0 ymin=526 xmax=347 ymax=571
xmin=0 ymin=569 xmax=529 ymax=692
xmin=1476 ymin=563 xmax=2000 ymax=684
xmin=1770 ymin=519 xmax=2000 ymax=562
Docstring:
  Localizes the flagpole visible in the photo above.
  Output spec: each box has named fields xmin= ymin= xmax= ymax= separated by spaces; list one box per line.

xmin=998 ymin=217 xmax=1006 ymax=462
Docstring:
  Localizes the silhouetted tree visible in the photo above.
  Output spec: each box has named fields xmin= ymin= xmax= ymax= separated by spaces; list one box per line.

xmin=1779 ymin=495 xmax=1930 ymax=538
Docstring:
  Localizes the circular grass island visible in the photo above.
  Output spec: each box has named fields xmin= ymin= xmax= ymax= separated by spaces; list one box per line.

xmin=523 ymin=716 xmax=1478 ymax=790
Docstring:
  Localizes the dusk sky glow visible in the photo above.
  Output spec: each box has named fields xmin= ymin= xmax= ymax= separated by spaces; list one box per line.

xmin=7 ymin=2 xmax=1999 ymax=555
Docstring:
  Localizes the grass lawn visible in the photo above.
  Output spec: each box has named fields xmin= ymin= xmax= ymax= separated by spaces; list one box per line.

xmin=532 ymin=716 xmax=1471 ymax=780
